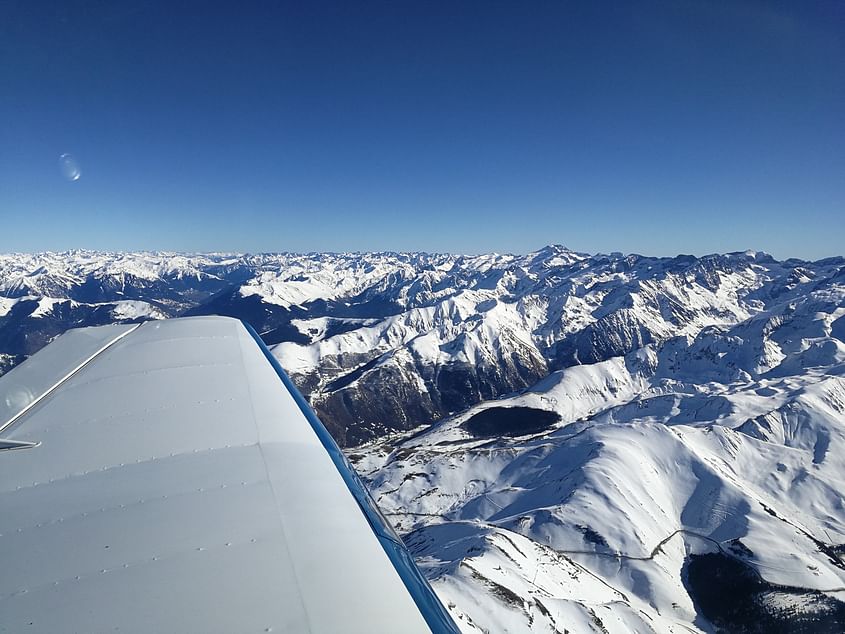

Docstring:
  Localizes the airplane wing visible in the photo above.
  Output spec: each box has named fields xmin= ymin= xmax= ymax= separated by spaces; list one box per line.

xmin=0 ymin=316 xmax=459 ymax=633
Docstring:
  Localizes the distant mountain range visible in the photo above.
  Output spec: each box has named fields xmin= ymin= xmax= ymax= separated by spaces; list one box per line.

xmin=2 ymin=247 xmax=844 ymax=632
xmin=3 ymin=248 xmax=843 ymax=445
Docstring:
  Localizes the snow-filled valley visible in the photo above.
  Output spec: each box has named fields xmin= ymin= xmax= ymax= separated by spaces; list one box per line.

xmin=1 ymin=247 xmax=844 ymax=632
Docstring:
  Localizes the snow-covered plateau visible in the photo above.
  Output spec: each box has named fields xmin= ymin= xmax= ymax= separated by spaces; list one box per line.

xmin=1 ymin=246 xmax=844 ymax=632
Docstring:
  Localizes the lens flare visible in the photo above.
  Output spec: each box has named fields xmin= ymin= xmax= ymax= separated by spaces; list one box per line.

xmin=59 ymin=153 xmax=81 ymax=181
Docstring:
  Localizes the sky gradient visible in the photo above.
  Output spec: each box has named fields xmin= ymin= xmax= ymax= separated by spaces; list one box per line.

xmin=1 ymin=1 xmax=843 ymax=258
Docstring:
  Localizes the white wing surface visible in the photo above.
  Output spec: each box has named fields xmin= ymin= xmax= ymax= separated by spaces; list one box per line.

xmin=0 ymin=316 xmax=458 ymax=633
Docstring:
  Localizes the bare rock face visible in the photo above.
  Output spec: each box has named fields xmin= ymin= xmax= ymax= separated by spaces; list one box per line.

xmin=308 ymin=340 xmax=549 ymax=446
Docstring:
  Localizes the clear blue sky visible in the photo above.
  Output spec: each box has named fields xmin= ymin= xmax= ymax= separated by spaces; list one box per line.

xmin=1 ymin=1 xmax=842 ymax=259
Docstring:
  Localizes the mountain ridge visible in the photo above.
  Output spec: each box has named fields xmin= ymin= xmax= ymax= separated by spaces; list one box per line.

xmin=2 ymin=248 xmax=843 ymax=447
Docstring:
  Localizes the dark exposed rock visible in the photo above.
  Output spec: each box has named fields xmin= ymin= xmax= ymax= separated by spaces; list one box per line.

xmin=686 ymin=552 xmax=845 ymax=633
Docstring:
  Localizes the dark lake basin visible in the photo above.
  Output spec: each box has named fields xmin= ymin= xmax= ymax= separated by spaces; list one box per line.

xmin=463 ymin=406 xmax=561 ymax=438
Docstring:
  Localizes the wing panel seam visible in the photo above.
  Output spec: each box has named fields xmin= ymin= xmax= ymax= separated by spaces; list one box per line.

xmin=0 ymin=323 xmax=143 ymax=436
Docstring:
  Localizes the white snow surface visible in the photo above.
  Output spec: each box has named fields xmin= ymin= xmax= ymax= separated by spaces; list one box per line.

xmin=0 ymin=250 xmax=237 ymax=297
xmin=109 ymin=300 xmax=167 ymax=320
xmin=264 ymin=248 xmax=845 ymax=438
xmin=348 ymin=272 xmax=845 ymax=633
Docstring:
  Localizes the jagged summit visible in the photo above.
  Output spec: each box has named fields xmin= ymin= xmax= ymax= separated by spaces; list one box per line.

xmin=533 ymin=243 xmax=571 ymax=254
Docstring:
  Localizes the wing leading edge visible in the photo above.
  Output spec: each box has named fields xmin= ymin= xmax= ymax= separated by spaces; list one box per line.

xmin=0 ymin=316 xmax=459 ymax=633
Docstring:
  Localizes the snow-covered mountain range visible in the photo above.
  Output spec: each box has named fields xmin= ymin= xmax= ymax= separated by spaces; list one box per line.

xmin=1 ymin=247 xmax=844 ymax=632
xmin=354 ymin=285 xmax=845 ymax=632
